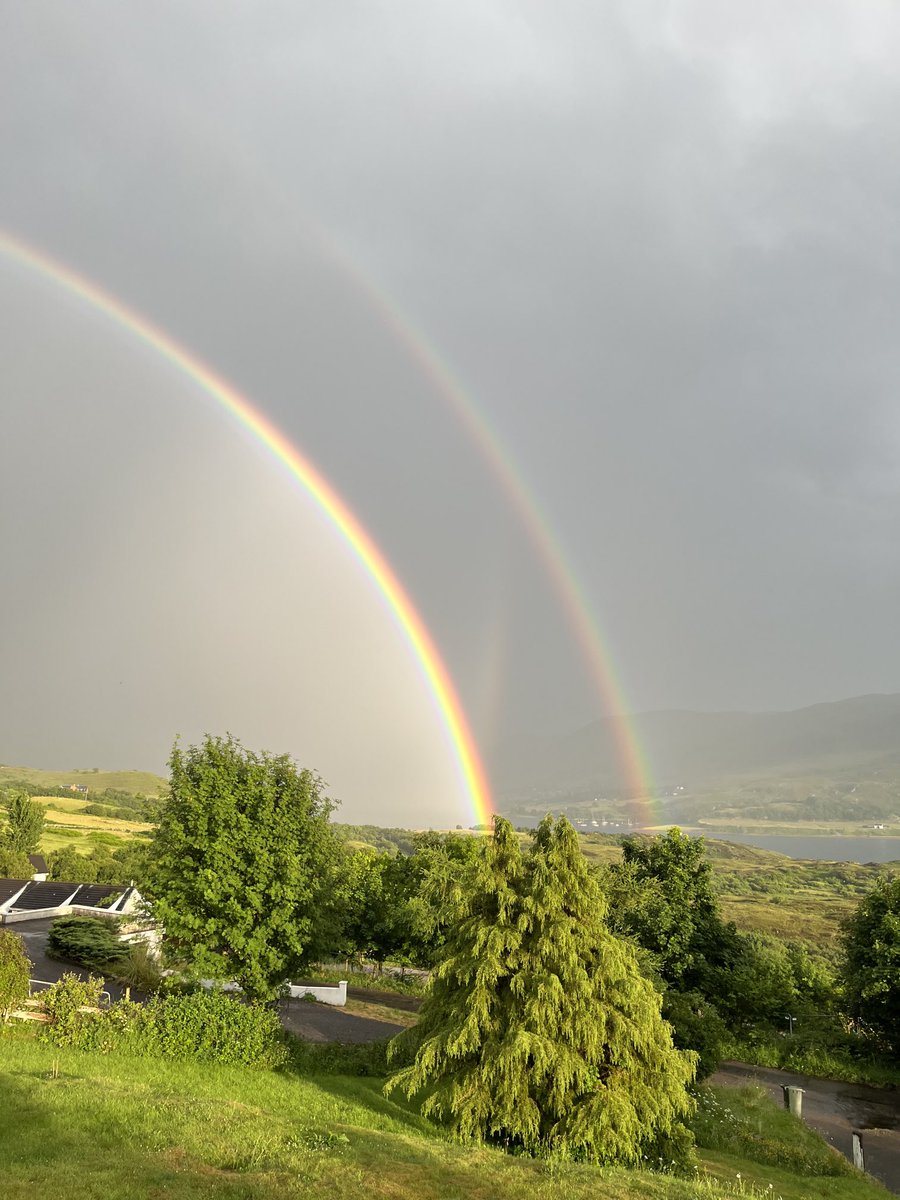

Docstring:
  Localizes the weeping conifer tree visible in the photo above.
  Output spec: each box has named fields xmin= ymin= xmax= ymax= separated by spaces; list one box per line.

xmin=386 ymin=815 xmax=696 ymax=1165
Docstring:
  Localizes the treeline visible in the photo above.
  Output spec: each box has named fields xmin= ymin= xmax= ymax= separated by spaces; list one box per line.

xmin=11 ymin=734 xmax=898 ymax=1082
xmin=332 ymin=823 xmax=420 ymax=855
xmin=718 ymin=795 xmax=898 ymax=821
xmin=1 ymin=782 xmax=156 ymax=819
xmin=44 ymin=841 xmax=150 ymax=886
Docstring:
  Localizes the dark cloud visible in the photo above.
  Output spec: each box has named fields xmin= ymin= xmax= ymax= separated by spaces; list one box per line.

xmin=3 ymin=3 xmax=900 ymax=818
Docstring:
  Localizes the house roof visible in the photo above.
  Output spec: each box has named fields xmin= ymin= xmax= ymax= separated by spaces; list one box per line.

xmin=0 ymin=879 xmax=29 ymax=906
xmin=0 ymin=879 xmax=123 ymax=911
xmin=28 ymin=854 xmax=47 ymax=872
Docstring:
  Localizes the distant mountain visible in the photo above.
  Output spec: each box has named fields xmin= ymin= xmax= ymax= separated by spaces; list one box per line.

xmin=489 ymin=693 xmax=900 ymax=809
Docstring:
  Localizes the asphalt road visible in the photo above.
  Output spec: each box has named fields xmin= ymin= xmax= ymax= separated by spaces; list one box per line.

xmin=712 ymin=1061 xmax=900 ymax=1194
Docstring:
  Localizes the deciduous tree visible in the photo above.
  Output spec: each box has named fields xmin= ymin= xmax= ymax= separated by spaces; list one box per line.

xmin=1 ymin=790 xmax=45 ymax=857
xmin=0 ymin=847 xmax=32 ymax=878
xmin=148 ymin=734 xmax=338 ymax=1001
xmin=842 ymin=875 xmax=900 ymax=1056
xmin=611 ymin=828 xmax=739 ymax=996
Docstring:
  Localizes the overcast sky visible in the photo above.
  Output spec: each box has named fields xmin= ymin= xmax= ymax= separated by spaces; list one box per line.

xmin=3 ymin=2 xmax=900 ymax=824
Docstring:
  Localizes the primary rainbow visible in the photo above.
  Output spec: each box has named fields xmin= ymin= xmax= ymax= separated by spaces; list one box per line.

xmin=0 ymin=229 xmax=494 ymax=827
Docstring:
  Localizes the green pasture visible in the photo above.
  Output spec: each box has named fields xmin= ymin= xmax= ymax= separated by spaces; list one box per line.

xmin=0 ymin=763 xmax=164 ymax=796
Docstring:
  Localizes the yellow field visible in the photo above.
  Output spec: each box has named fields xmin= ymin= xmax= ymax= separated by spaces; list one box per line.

xmin=36 ymin=795 xmax=91 ymax=813
xmin=43 ymin=810 xmax=153 ymax=834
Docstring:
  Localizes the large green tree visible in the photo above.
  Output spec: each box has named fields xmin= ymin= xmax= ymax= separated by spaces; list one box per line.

xmin=1 ymin=790 xmax=45 ymax=857
xmin=148 ymin=735 xmax=338 ymax=1001
xmin=609 ymin=828 xmax=740 ymax=996
xmin=842 ymin=875 xmax=900 ymax=1057
xmin=386 ymin=816 xmax=695 ymax=1164
xmin=335 ymin=848 xmax=415 ymax=966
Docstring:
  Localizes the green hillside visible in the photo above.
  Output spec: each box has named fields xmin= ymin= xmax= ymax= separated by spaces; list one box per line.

xmin=0 ymin=762 xmax=165 ymax=797
xmin=0 ymin=1035 xmax=884 ymax=1200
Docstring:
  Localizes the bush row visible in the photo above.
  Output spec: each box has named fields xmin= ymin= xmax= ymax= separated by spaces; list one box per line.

xmin=39 ymin=974 xmax=287 ymax=1069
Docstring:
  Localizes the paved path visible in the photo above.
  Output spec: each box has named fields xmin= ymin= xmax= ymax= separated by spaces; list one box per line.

xmin=346 ymin=986 xmax=422 ymax=1013
xmin=712 ymin=1061 xmax=900 ymax=1194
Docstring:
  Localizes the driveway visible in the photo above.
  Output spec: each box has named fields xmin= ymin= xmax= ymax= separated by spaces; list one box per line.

xmin=10 ymin=917 xmax=133 ymax=1003
xmin=9 ymin=918 xmax=404 ymax=1044
xmin=277 ymin=996 xmax=404 ymax=1042
xmin=712 ymin=1061 xmax=900 ymax=1194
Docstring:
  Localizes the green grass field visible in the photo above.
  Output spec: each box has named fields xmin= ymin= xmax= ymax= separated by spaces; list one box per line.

xmin=0 ymin=1032 xmax=887 ymax=1200
xmin=0 ymin=763 xmax=164 ymax=796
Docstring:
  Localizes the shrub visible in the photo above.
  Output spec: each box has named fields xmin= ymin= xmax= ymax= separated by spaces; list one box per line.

xmin=47 ymin=916 xmax=125 ymax=972
xmin=41 ymin=987 xmax=287 ymax=1069
xmin=135 ymin=990 xmax=287 ymax=1068
xmin=40 ymin=973 xmax=106 ymax=1045
xmin=313 ymin=967 xmax=427 ymax=996
xmin=0 ymin=929 xmax=31 ymax=1020
xmin=115 ymin=940 xmax=162 ymax=992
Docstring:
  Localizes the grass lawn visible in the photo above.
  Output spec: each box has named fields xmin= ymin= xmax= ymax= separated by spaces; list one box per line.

xmin=342 ymin=997 xmax=418 ymax=1027
xmin=0 ymin=1033 xmax=888 ymax=1200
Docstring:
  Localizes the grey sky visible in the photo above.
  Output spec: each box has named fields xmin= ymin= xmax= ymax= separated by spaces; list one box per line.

xmin=3 ymin=2 xmax=900 ymax=823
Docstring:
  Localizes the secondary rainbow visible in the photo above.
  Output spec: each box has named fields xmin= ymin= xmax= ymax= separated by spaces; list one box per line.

xmin=310 ymin=224 xmax=658 ymax=824
xmin=0 ymin=229 xmax=494 ymax=827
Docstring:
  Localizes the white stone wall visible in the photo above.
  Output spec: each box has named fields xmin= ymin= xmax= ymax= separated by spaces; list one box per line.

xmin=285 ymin=980 xmax=347 ymax=1006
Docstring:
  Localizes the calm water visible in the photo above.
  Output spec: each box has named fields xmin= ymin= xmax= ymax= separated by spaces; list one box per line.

xmin=685 ymin=831 xmax=900 ymax=863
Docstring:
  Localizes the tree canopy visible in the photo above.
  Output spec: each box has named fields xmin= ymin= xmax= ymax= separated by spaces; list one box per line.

xmin=386 ymin=815 xmax=696 ymax=1165
xmin=842 ymin=874 xmax=900 ymax=1057
xmin=0 ymin=929 xmax=31 ymax=1020
xmin=1 ymin=790 xmax=45 ymax=858
xmin=610 ymin=828 xmax=739 ymax=996
xmin=148 ymin=734 xmax=338 ymax=1001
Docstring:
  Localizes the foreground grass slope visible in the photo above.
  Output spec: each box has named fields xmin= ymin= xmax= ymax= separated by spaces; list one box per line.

xmin=0 ymin=1035 xmax=887 ymax=1200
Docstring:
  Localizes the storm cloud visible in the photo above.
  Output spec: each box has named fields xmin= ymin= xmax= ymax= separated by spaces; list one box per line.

xmin=3 ymin=2 xmax=900 ymax=822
